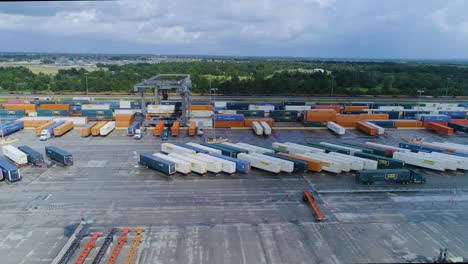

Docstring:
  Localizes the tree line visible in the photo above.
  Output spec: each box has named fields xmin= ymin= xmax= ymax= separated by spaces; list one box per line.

xmin=0 ymin=60 xmax=467 ymax=96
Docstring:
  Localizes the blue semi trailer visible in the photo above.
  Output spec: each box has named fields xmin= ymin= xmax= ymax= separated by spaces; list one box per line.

xmin=0 ymin=158 xmax=21 ymax=182
xmin=45 ymin=146 xmax=73 ymax=166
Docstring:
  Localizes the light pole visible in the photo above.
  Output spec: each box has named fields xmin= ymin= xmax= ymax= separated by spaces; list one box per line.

xmin=330 ymin=75 xmax=335 ymax=103
xmin=85 ymin=73 xmax=89 ymax=95
xmin=445 ymin=77 xmax=451 ymax=97
xmin=210 ymin=87 xmax=218 ymax=139
xmin=417 ymin=89 xmax=424 ymax=114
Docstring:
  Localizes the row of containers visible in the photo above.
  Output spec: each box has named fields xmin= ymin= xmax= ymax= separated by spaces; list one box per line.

xmin=0 ymin=145 xmax=73 ymax=183
xmin=139 ymin=140 xmax=466 ymax=184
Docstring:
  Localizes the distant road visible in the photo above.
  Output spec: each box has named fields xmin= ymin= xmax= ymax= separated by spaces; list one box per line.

xmin=0 ymin=93 xmax=465 ymax=102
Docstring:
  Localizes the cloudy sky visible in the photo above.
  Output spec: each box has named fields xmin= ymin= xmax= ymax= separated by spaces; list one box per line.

xmin=0 ymin=0 xmax=467 ymax=58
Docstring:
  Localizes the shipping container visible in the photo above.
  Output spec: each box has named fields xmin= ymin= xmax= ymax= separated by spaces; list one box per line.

xmin=252 ymin=121 xmax=263 ymax=136
xmin=398 ymin=142 xmax=443 ymax=153
xmin=188 ymin=105 xmax=214 ymax=111
xmin=81 ymin=109 xmax=113 ymax=119
xmin=81 ymin=122 xmax=97 ymax=137
xmin=285 ymin=105 xmax=311 ymax=111
xmin=213 ymin=114 xmax=245 ymax=121
xmin=35 ymin=121 xmax=55 ymax=136
xmin=438 ymin=111 xmax=466 ymax=119
xmin=237 ymin=153 xmax=282 ymax=173
xmin=189 ymin=110 xmax=214 ymax=118
xmin=277 ymin=153 xmax=322 ymax=172
xmin=364 ymin=122 xmax=385 ymax=135
xmin=244 ymin=118 xmax=275 ymax=127
xmin=393 ymin=152 xmax=446 ymax=171
xmin=356 ymin=121 xmax=377 ymax=136
xmin=190 ymin=118 xmax=213 ymax=128
xmin=40 ymin=104 xmax=71 ymax=111
xmin=339 ymin=142 xmax=387 ymax=156
xmin=364 ymin=142 xmax=410 ymax=154
xmin=221 ymin=142 xmax=254 ymax=154
xmin=0 ymin=109 xmax=26 ymax=116
xmin=209 ymin=153 xmax=251 ymax=173
xmin=306 ymin=143 xmax=351 ymax=154
xmin=168 ymin=153 xmax=208 ymax=174
xmin=248 ymin=104 xmax=275 ymax=112
xmin=201 ymin=143 xmax=239 ymax=157
xmin=371 ymin=110 xmax=400 ymax=119
xmin=354 ymin=152 xmax=405 ymax=169
xmin=139 ymin=153 xmax=175 ymax=175
xmin=17 ymin=117 xmax=52 ymax=128
xmin=53 ymin=121 xmax=73 ymax=137
xmin=367 ymin=120 xmax=395 ymax=128
xmin=186 ymin=142 xmax=222 ymax=154
xmin=226 ymin=102 xmax=249 ymax=110
xmin=53 ymin=117 xmax=87 ymax=126
xmin=429 ymin=152 xmax=468 ymax=170
xmin=36 ymin=110 xmax=69 ymax=116
xmin=328 ymin=152 xmax=377 ymax=170
xmin=153 ymin=121 xmax=165 ymax=136
xmin=305 ymin=109 xmax=337 ymax=122
xmin=187 ymin=153 xmax=222 ymax=173
xmin=175 ymin=143 xmax=209 ymax=154
xmin=415 ymin=152 xmax=458 ymax=170
xmin=17 ymin=145 xmax=44 ymax=166
xmin=0 ymin=121 xmax=24 ymax=136
xmin=264 ymin=153 xmax=307 ymax=172
xmin=272 ymin=142 xmax=322 ymax=154
xmin=213 ymin=120 xmax=245 ymax=128
xmin=127 ymin=121 xmax=140 ymax=136
xmin=161 ymin=143 xmax=196 ymax=155
xmin=188 ymin=121 xmax=196 ymax=136
xmin=296 ymin=153 xmax=342 ymax=173
xmin=91 ymin=121 xmax=108 ymax=136
xmin=197 ymin=153 xmax=236 ymax=174
xmin=425 ymin=122 xmax=454 ymax=135
xmin=250 ymin=153 xmax=294 ymax=172
xmin=319 ymin=142 xmax=363 ymax=155
xmin=0 ymin=158 xmax=20 ymax=182
xmin=237 ymin=110 xmax=265 ymax=118
xmin=356 ymin=169 xmax=425 ymax=184
xmin=99 ymin=121 xmax=115 ymax=136
xmin=45 ymin=146 xmax=73 ymax=166
xmin=260 ymin=121 xmax=272 ymax=136
xmin=2 ymin=145 xmax=27 ymax=166
xmin=82 ymin=104 xmax=111 ymax=110
xmin=447 ymin=122 xmax=468 ymax=133
xmin=416 ymin=114 xmax=451 ymax=122
xmin=153 ymin=153 xmax=191 ymax=174
xmin=325 ymin=153 xmax=364 ymax=171
xmin=250 ymin=143 xmax=288 ymax=154
xmin=39 ymin=120 xmax=65 ymax=140
xmin=327 ymin=122 xmax=345 ymax=135
xmin=236 ymin=143 xmax=274 ymax=154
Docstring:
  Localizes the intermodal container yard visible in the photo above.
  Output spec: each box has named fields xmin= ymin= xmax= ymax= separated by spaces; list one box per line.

xmin=1 ymin=97 xmax=468 ymax=264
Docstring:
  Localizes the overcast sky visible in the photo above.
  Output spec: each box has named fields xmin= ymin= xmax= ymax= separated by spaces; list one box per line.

xmin=0 ymin=0 xmax=467 ymax=59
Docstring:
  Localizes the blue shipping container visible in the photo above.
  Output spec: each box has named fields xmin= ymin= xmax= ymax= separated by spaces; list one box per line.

xmin=417 ymin=114 xmax=451 ymax=122
xmin=209 ymin=153 xmax=251 ymax=173
xmin=438 ymin=111 xmax=466 ymax=119
xmin=46 ymin=146 xmax=73 ymax=166
xmin=264 ymin=153 xmax=307 ymax=172
xmin=175 ymin=143 xmax=209 ymax=154
xmin=139 ymin=153 xmax=175 ymax=175
xmin=367 ymin=120 xmax=395 ymax=128
xmin=398 ymin=142 xmax=443 ymax=153
xmin=127 ymin=121 xmax=140 ymax=136
xmin=36 ymin=110 xmax=69 ymax=116
xmin=0 ymin=121 xmax=24 ymax=136
xmin=213 ymin=114 xmax=245 ymax=121
xmin=0 ymin=158 xmax=21 ymax=182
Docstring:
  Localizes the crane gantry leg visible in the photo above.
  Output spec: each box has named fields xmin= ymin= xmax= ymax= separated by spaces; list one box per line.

xmin=75 ymin=232 xmax=102 ymax=264
xmin=107 ymin=227 xmax=131 ymax=264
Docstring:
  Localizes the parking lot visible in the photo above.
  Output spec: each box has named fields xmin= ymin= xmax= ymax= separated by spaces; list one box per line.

xmin=0 ymin=127 xmax=467 ymax=263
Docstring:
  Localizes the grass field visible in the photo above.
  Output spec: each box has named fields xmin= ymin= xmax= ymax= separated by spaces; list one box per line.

xmin=0 ymin=64 xmax=100 ymax=74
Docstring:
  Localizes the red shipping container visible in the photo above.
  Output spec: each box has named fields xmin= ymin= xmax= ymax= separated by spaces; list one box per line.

xmin=356 ymin=121 xmax=377 ymax=135
xmin=213 ymin=121 xmax=244 ymax=128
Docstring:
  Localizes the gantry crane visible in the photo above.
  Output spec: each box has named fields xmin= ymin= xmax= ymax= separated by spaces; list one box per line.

xmin=125 ymin=227 xmax=145 ymax=264
xmin=134 ymin=74 xmax=192 ymax=126
xmin=75 ymin=232 xmax=102 ymax=264
xmin=107 ymin=227 xmax=131 ymax=264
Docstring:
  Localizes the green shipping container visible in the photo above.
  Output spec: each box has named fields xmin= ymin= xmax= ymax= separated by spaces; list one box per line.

xmin=306 ymin=143 xmax=350 ymax=154
xmin=0 ymin=109 xmax=25 ymax=116
xmin=339 ymin=142 xmax=388 ymax=156
xmin=354 ymin=152 xmax=405 ymax=169
xmin=236 ymin=110 xmax=265 ymax=118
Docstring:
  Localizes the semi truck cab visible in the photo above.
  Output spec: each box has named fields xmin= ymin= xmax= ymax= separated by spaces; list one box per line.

xmin=39 ymin=130 xmax=52 ymax=141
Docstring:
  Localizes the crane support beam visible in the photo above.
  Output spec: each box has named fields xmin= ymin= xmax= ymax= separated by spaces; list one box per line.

xmin=75 ymin=232 xmax=102 ymax=264
xmin=107 ymin=227 xmax=131 ymax=264
xmin=125 ymin=227 xmax=145 ymax=264
xmin=302 ymin=190 xmax=325 ymax=221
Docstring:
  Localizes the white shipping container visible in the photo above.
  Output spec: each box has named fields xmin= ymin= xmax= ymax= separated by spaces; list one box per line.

xmin=416 ymin=152 xmax=458 ymax=170
xmin=440 ymin=142 xmax=468 ymax=152
xmin=328 ymin=152 xmax=377 ymax=170
xmin=18 ymin=116 xmax=53 ymax=121
xmin=378 ymin=106 xmax=404 ymax=111
xmin=326 ymin=152 xmax=364 ymax=170
xmin=364 ymin=142 xmax=411 ymax=153
xmin=73 ymin=97 xmax=91 ymax=101
xmin=218 ymin=110 xmax=237 ymax=115
xmin=53 ymin=117 xmax=88 ymax=126
xmin=2 ymin=145 xmax=27 ymax=165
xmin=248 ymin=104 xmax=275 ymax=112
xmin=319 ymin=142 xmax=363 ymax=155
xmin=250 ymin=153 xmax=294 ymax=173
xmin=252 ymin=121 xmax=263 ymax=136
xmin=393 ymin=152 xmax=446 ymax=171
xmin=429 ymin=152 xmax=468 ymax=170
xmin=235 ymin=143 xmax=274 ymax=154
xmin=161 ymin=143 xmax=196 ymax=155
xmin=198 ymin=153 xmax=236 ymax=174
xmin=364 ymin=122 xmax=385 ymax=135
xmin=28 ymin=112 xmax=38 ymax=117
xmin=147 ymin=104 xmax=175 ymax=114
xmin=82 ymin=104 xmax=110 ymax=110
xmin=114 ymin=109 xmax=141 ymax=115
xmin=284 ymin=142 xmax=325 ymax=153
xmin=184 ymin=153 xmax=222 ymax=173
xmin=260 ymin=121 xmax=271 ymax=136
xmin=297 ymin=153 xmax=342 ymax=173
xmin=186 ymin=142 xmax=222 ymax=154
xmin=272 ymin=142 xmax=322 ymax=155
xmin=284 ymin=105 xmax=311 ymax=111
xmin=153 ymin=153 xmax=191 ymax=174
xmin=190 ymin=118 xmax=213 ymax=128
xmin=214 ymin=101 xmax=227 ymax=108
xmin=99 ymin=121 xmax=115 ymax=136
xmin=237 ymin=153 xmax=281 ymax=173
xmin=233 ymin=143 xmax=260 ymax=154
xmin=222 ymin=142 xmax=256 ymax=154
xmin=327 ymin=122 xmax=345 ymax=135
xmin=119 ymin=101 xmax=132 ymax=109
xmin=189 ymin=110 xmax=213 ymax=118
xmin=309 ymin=153 xmax=350 ymax=172
xmin=168 ymin=153 xmax=208 ymax=174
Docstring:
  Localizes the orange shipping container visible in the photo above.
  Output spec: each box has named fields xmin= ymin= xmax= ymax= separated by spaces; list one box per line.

xmin=91 ymin=121 xmax=108 ymax=136
xmin=81 ymin=122 xmax=97 ymax=137
xmin=35 ymin=121 xmax=55 ymax=136
xmin=356 ymin=121 xmax=377 ymax=136
xmin=336 ymin=114 xmax=363 ymax=122
xmin=53 ymin=121 xmax=73 ymax=136
xmin=5 ymin=103 xmax=36 ymax=114
xmin=188 ymin=105 xmax=213 ymax=111
xmin=451 ymin=119 xmax=468 ymax=125
xmin=23 ymin=119 xmax=50 ymax=128
xmin=244 ymin=118 xmax=275 ymax=127
xmin=188 ymin=121 xmax=196 ymax=136
xmin=154 ymin=121 xmax=165 ymax=136
xmin=171 ymin=121 xmax=180 ymax=136
xmin=278 ymin=153 xmax=322 ymax=172
xmin=315 ymin=105 xmax=341 ymax=112
xmin=116 ymin=120 xmax=133 ymax=128
xmin=394 ymin=120 xmax=423 ymax=128
xmin=115 ymin=114 xmax=134 ymax=122
xmin=305 ymin=109 xmax=337 ymax=122
xmin=344 ymin=105 xmax=368 ymax=111
xmin=360 ymin=114 xmax=389 ymax=120
xmin=213 ymin=121 xmax=245 ymax=128
xmin=425 ymin=122 xmax=454 ymax=135
xmin=40 ymin=104 xmax=71 ymax=111
xmin=422 ymin=121 xmax=448 ymax=127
